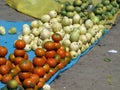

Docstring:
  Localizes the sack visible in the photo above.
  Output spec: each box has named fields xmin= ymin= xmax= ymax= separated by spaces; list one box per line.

xmin=5 ymin=0 xmax=73 ymax=19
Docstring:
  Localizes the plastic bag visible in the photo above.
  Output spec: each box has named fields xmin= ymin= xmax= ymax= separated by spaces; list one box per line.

xmin=5 ymin=0 xmax=70 ymax=19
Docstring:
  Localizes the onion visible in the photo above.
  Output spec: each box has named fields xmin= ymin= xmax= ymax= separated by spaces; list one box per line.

xmin=70 ymin=50 xmax=78 ymax=59
xmin=62 ymin=39 xmax=71 ymax=47
xmin=22 ymin=35 xmax=32 ymax=44
xmin=0 ymin=26 xmax=6 ymax=35
xmin=62 ymin=16 xmax=72 ymax=26
xmin=43 ymin=84 xmax=51 ymax=90
xmin=73 ymin=14 xmax=80 ymax=24
xmin=49 ymin=10 xmax=57 ymax=18
xmin=85 ymin=19 xmax=93 ymax=28
xmin=41 ymin=14 xmax=51 ymax=23
xmin=22 ymin=26 xmax=31 ymax=35
xmin=86 ymin=33 xmax=92 ymax=42
xmin=31 ymin=20 xmax=39 ymax=28
xmin=24 ymin=44 xmax=31 ymax=51
xmin=79 ymin=35 xmax=87 ymax=44
xmin=51 ymin=22 xmax=62 ymax=33
xmin=63 ymin=26 xmax=73 ymax=34
xmin=79 ymin=24 xmax=87 ymax=35
xmin=32 ymin=28 xmax=40 ymax=36
xmin=40 ymin=28 xmax=50 ymax=40
xmin=70 ymin=42 xmax=80 ymax=51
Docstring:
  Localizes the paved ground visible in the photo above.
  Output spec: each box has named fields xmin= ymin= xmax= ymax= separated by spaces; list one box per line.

xmin=0 ymin=0 xmax=120 ymax=90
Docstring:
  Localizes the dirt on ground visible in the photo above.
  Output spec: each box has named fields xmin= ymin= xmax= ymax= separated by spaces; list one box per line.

xmin=0 ymin=0 xmax=120 ymax=90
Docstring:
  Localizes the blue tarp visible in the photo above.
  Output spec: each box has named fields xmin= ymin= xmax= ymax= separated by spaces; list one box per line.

xmin=0 ymin=20 xmax=109 ymax=89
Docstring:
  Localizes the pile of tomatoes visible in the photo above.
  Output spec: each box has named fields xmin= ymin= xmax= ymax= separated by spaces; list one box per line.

xmin=0 ymin=33 xmax=71 ymax=90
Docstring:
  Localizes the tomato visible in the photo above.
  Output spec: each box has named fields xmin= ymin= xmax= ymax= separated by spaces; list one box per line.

xmin=35 ymin=48 xmax=45 ymax=57
xmin=57 ymin=49 xmax=66 ymax=58
xmin=45 ymin=50 xmax=56 ymax=58
xmin=6 ymin=60 xmax=15 ymax=70
xmin=54 ymin=42 xmax=61 ymax=50
xmin=30 ymin=74 xmax=39 ymax=84
xmin=0 ymin=46 xmax=8 ymax=57
xmin=9 ymin=53 xmax=15 ymax=62
xmin=43 ymin=73 xmax=51 ymax=82
xmin=13 ymin=75 xmax=22 ymax=85
xmin=52 ymin=33 xmax=62 ymax=42
xmin=64 ymin=57 xmax=71 ymax=64
xmin=0 ymin=74 xmax=2 ymax=81
xmin=37 ymin=81 xmax=44 ymax=89
xmin=33 ymin=67 xmax=45 ymax=77
xmin=19 ymin=72 xmax=31 ymax=80
xmin=46 ymin=58 xmax=57 ymax=68
xmin=14 ymin=49 xmax=25 ymax=57
xmin=23 ymin=78 xmax=36 ymax=88
xmin=15 ymin=40 xmax=26 ymax=49
xmin=1 ymin=74 xmax=12 ymax=84
xmin=39 ymin=78 xmax=45 ymax=84
xmin=7 ymin=79 xmax=18 ymax=89
xmin=43 ymin=64 xmax=50 ymax=73
xmin=33 ymin=56 xmax=46 ymax=67
xmin=19 ymin=60 xmax=33 ymax=72
xmin=24 ymin=53 xmax=29 ymax=59
xmin=14 ymin=57 xmax=24 ymax=65
xmin=57 ymin=61 xmax=65 ymax=69
xmin=49 ymin=68 xmax=57 ymax=76
xmin=0 ymin=57 xmax=7 ymax=66
xmin=9 ymin=68 xmax=20 ymax=77
xmin=0 ymin=65 xmax=10 ymax=75
xmin=44 ymin=41 xmax=55 ymax=51
xmin=54 ymin=54 xmax=61 ymax=64
xmin=65 ymin=51 xmax=71 ymax=58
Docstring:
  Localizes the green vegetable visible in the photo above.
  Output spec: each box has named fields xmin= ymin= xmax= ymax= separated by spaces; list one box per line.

xmin=104 ymin=58 xmax=111 ymax=62
xmin=8 ymin=27 xmax=17 ymax=34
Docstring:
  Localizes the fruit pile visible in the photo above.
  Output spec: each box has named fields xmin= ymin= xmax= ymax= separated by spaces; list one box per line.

xmin=0 ymin=37 xmax=71 ymax=90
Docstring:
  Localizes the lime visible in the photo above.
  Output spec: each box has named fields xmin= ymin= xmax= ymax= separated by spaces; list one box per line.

xmin=66 ymin=12 xmax=74 ymax=18
xmin=73 ymin=0 xmax=82 ymax=6
xmin=7 ymin=80 xmax=18 ymax=89
xmin=66 ymin=5 xmax=74 ymax=12
xmin=74 ymin=6 xmax=81 ymax=13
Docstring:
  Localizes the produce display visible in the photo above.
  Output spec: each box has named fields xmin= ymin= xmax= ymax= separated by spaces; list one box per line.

xmin=0 ymin=0 xmax=120 ymax=90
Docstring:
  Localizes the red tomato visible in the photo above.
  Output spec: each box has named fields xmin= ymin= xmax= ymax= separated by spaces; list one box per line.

xmin=1 ymin=74 xmax=12 ymax=84
xmin=24 ymin=53 xmax=28 ymax=59
xmin=54 ymin=54 xmax=61 ymax=64
xmin=37 ymin=81 xmax=45 ymax=89
xmin=5 ymin=60 xmax=14 ymax=69
xmin=19 ymin=60 xmax=33 ymax=72
xmin=19 ymin=72 xmax=31 ymax=80
xmin=46 ymin=58 xmax=57 ymax=68
xmin=15 ymin=40 xmax=26 ymax=49
xmin=33 ymin=67 xmax=45 ymax=77
xmin=0 ymin=65 xmax=10 ymax=75
xmin=14 ymin=57 xmax=24 ymax=65
xmin=57 ymin=49 xmax=66 ymax=58
xmin=30 ymin=74 xmax=39 ymax=84
xmin=0 ymin=74 xmax=2 ymax=81
xmin=43 ymin=73 xmax=51 ymax=82
xmin=0 ymin=46 xmax=8 ymax=57
xmin=65 ymin=51 xmax=71 ymax=58
xmin=52 ymin=33 xmax=62 ymax=42
xmin=57 ymin=62 xmax=65 ymax=69
xmin=9 ymin=53 xmax=15 ymax=62
xmin=49 ymin=68 xmax=57 ymax=76
xmin=43 ymin=64 xmax=50 ymax=73
xmin=33 ymin=56 xmax=46 ymax=67
xmin=14 ymin=75 xmax=22 ymax=85
xmin=0 ymin=57 xmax=7 ymax=66
xmin=14 ymin=49 xmax=25 ymax=57
xmin=54 ymin=42 xmax=61 ymax=50
xmin=44 ymin=41 xmax=55 ymax=51
xmin=23 ymin=78 xmax=36 ymax=88
xmin=45 ymin=50 xmax=56 ymax=58
xmin=35 ymin=48 xmax=45 ymax=57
